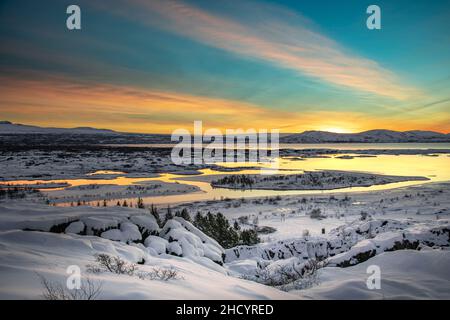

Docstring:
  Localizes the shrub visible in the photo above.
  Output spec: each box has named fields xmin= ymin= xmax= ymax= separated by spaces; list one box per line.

xmin=87 ymin=254 xmax=180 ymax=281
xmin=38 ymin=274 xmax=102 ymax=300
xmin=136 ymin=267 xmax=180 ymax=281
xmin=360 ymin=211 xmax=369 ymax=221
xmin=309 ymin=208 xmax=324 ymax=220
xmin=87 ymin=254 xmax=136 ymax=275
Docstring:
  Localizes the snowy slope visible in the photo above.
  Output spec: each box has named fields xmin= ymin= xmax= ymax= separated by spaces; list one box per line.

xmin=0 ymin=229 xmax=294 ymax=299
xmin=0 ymin=200 xmax=449 ymax=299
xmin=0 ymin=200 xmax=294 ymax=299
xmin=298 ymin=250 xmax=450 ymax=299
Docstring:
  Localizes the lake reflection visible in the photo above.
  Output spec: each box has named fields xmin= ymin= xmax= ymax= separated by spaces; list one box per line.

xmin=1 ymin=149 xmax=448 ymax=207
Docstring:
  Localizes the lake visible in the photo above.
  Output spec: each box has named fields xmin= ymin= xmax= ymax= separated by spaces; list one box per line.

xmin=1 ymin=143 xmax=449 ymax=207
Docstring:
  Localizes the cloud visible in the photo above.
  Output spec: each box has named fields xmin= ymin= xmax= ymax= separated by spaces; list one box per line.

xmin=102 ymin=0 xmax=419 ymax=100
xmin=1 ymin=74 xmax=442 ymax=133
xmin=0 ymin=74 xmax=295 ymax=132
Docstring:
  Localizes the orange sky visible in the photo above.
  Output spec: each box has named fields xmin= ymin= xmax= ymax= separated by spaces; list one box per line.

xmin=0 ymin=75 xmax=448 ymax=134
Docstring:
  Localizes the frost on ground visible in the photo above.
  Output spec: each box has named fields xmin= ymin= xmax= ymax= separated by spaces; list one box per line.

xmin=0 ymin=188 xmax=449 ymax=299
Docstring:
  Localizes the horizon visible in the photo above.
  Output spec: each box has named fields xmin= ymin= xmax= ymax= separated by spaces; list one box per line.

xmin=0 ymin=0 xmax=449 ymax=133
xmin=1 ymin=119 xmax=449 ymax=135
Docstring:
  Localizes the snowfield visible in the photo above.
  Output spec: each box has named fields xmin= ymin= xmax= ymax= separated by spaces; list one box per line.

xmin=0 ymin=201 xmax=295 ymax=299
xmin=0 ymin=192 xmax=449 ymax=299
xmin=0 ymin=229 xmax=294 ymax=299
xmin=298 ymin=250 xmax=450 ymax=299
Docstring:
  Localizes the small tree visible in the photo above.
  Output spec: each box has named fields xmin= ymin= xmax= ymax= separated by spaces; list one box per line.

xmin=163 ymin=205 xmax=174 ymax=224
xmin=175 ymin=208 xmax=191 ymax=222
xmin=194 ymin=212 xmax=205 ymax=229
xmin=240 ymin=229 xmax=260 ymax=246
xmin=149 ymin=204 xmax=162 ymax=227
xmin=309 ymin=208 xmax=323 ymax=219
xmin=137 ymin=197 xmax=145 ymax=209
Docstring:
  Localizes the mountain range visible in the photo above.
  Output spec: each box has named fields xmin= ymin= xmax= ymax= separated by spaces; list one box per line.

xmin=281 ymin=129 xmax=450 ymax=143
xmin=0 ymin=121 xmax=117 ymax=135
xmin=1 ymin=121 xmax=449 ymax=143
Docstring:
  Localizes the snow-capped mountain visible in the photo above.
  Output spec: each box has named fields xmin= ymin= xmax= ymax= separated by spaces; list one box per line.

xmin=1 ymin=121 xmax=449 ymax=143
xmin=0 ymin=121 xmax=118 ymax=135
xmin=281 ymin=129 xmax=450 ymax=143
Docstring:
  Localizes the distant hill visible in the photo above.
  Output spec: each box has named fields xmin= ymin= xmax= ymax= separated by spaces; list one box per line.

xmin=1 ymin=121 xmax=449 ymax=143
xmin=0 ymin=121 xmax=118 ymax=135
xmin=280 ymin=129 xmax=450 ymax=143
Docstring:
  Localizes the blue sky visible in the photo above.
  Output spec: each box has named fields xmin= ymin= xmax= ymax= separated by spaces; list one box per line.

xmin=0 ymin=0 xmax=449 ymax=133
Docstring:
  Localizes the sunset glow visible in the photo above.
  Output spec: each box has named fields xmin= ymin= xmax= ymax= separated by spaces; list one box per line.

xmin=0 ymin=0 xmax=448 ymax=133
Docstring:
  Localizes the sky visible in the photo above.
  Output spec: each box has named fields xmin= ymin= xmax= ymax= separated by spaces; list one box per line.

xmin=0 ymin=0 xmax=449 ymax=133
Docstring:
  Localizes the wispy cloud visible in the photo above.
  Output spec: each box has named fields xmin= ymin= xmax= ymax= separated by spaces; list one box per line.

xmin=1 ymin=74 xmax=440 ymax=133
xmin=102 ymin=0 xmax=419 ymax=100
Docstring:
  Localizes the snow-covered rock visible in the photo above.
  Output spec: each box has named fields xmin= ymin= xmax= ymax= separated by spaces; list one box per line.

xmin=100 ymin=222 xmax=142 ymax=244
xmin=144 ymin=236 xmax=168 ymax=255
xmin=159 ymin=218 xmax=224 ymax=264
xmin=129 ymin=214 xmax=160 ymax=235
xmin=226 ymin=219 xmax=450 ymax=270
xmin=298 ymin=250 xmax=450 ymax=299
xmin=65 ymin=221 xmax=85 ymax=234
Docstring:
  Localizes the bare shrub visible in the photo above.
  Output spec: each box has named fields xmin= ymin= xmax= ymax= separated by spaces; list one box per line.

xmin=87 ymin=254 xmax=136 ymax=275
xmin=136 ymin=267 xmax=180 ymax=281
xmin=38 ymin=274 xmax=102 ymax=300
xmin=87 ymin=254 xmax=180 ymax=281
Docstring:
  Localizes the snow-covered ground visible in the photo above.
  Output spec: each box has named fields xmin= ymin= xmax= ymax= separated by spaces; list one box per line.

xmin=0 ymin=141 xmax=449 ymax=299
xmin=0 ymin=184 xmax=449 ymax=299
xmin=298 ymin=250 xmax=450 ymax=299
xmin=0 ymin=201 xmax=296 ymax=299
xmin=188 ymin=170 xmax=429 ymax=191
xmin=173 ymin=182 xmax=450 ymax=240
xmin=43 ymin=180 xmax=201 ymax=204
